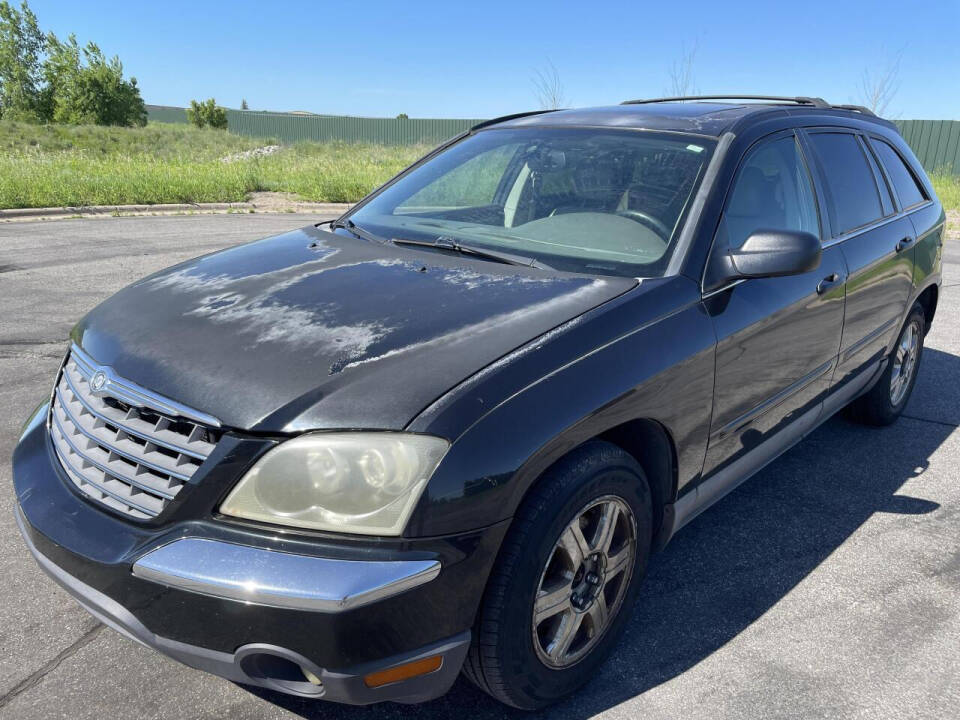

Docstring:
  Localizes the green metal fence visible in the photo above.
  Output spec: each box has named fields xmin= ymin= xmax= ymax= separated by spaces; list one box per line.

xmin=894 ymin=120 xmax=960 ymax=175
xmin=145 ymin=104 xmax=189 ymax=124
xmin=147 ymin=105 xmax=960 ymax=174
xmin=224 ymin=110 xmax=484 ymax=145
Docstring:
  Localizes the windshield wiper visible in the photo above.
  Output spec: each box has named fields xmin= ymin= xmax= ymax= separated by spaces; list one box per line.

xmin=329 ymin=218 xmax=389 ymax=245
xmin=392 ymin=236 xmax=551 ymax=269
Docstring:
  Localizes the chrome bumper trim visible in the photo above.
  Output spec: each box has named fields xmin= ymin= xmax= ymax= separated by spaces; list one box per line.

xmin=132 ymin=538 xmax=441 ymax=612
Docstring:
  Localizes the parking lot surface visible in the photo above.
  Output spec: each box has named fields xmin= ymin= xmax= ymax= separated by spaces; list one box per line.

xmin=1 ymin=214 xmax=958 ymax=719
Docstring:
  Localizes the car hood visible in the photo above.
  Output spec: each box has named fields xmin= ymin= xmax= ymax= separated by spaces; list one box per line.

xmin=74 ymin=225 xmax=636 ymax=433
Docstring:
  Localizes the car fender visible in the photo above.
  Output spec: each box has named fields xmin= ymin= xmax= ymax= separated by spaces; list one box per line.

xmin=405 ymin=275 xmax=717 ymax=537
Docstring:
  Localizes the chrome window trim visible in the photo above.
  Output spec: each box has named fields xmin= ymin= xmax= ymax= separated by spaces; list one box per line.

xmin=132 ymin=538 xmax=442 ymax=613
xmin=71 ymin=344 xmax=221 ymax=428
xmin=906 ymin=200 xmax=935 ymax=217
xmin=820 ymin=200 xmax=934 ymax=249
xmin=821 ymin=212 xmax=904 ymax=248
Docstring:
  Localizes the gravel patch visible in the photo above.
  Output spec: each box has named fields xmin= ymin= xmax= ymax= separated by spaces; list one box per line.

xmin=221 ymin=145 xmax=282 ymax=163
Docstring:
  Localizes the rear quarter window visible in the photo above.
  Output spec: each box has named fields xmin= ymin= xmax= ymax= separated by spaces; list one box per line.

xmin=807 ymin=132 xmax=884 ymax=235
xmin=871 ymin=138 xmax=927 ymax=209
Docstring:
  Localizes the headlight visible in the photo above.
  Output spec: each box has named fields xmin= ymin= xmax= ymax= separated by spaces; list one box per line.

xmin=219 ymin=432 xmax=449 ymax=536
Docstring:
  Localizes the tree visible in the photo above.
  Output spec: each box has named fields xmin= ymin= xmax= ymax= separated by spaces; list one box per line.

xmin=396 ymin=112 xmax=408 ymax=120
xmin=1 ymin=2 xmax=145 ymax=126
xmin=40 ymin=33 xmax=146 ymax=126
xmin=0 ymin=0 xmax=45 ymax=120
xmin=186 ymin=98 xmax=227 ymax=129
xmin=667 ymin=41 xmax=698 ymax=97
xmin=531 ymin=60 xmax=567 ymax=110
xmin=241 ymin=98 xmax=248 ymax=110
xmin=859 ymin=49 xmax=902 ymax=117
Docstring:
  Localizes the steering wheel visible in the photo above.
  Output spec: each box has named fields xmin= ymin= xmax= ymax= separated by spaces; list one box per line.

xmin=615 ymin=210 xmax=671 ymax=242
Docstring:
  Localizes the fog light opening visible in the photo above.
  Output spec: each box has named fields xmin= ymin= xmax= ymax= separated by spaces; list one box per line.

xmin=236 ymin=649 xmax=324 ymax=697
xmin=363 ymin=654 xmax=444 ymax=688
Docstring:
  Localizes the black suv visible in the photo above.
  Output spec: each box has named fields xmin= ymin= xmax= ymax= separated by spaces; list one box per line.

xmin=13 ymin=96 xmax=943 ymax=710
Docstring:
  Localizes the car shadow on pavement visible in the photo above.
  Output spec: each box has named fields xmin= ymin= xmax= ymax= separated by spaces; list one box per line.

xmin=244 ymin=348 xmax=958 ymax=720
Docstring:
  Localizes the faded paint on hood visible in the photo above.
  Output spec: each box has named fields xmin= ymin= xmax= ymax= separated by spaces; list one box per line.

xmin=74 ymin=226 xmax=636 ymax=433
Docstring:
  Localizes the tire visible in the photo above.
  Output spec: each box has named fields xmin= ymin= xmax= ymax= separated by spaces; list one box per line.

xmin=462 ymin=440 xmax=652 ymax=710
xmin=846 ymin=302 xmax=926 ymax=426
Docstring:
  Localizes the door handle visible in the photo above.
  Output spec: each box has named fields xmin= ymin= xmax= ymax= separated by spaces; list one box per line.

xmin=895 ymin=236 xmax=915 ymax=252
xmin=816 ymin=272 xmax=844 ymax=295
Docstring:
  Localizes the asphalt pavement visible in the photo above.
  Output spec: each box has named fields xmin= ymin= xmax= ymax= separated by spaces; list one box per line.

xmin=1 ymin=214 xmax=958 ymax=719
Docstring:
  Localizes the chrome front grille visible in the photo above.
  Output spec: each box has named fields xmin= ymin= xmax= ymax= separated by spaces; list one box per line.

xmin=49 ymin=346 xmax=222 ymax=520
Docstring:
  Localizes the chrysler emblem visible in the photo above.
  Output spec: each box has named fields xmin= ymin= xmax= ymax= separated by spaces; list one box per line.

xmin=90 ymin=371 xmax=107 ymax=392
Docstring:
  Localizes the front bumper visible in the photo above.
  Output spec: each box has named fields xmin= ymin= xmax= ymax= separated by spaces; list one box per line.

xmin=12 ymin=404 xmax=506 ymax=704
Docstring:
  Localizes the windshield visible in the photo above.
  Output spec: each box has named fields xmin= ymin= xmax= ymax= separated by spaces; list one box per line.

xmin=346 ymin=128 xmax=714 ymax=277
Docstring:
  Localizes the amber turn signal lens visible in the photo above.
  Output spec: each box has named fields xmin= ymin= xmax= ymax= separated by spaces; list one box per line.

xmin=363 ymin=655 xmax=443 ymax=688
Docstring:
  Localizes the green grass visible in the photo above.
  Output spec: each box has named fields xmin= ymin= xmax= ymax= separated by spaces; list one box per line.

xmin=0 ymin=120 xmax=426 ymax=208
xmin=931 ymin=170 xmax=960 ymax=214
xmin=2 ymin=120 xmax=959 ymax=214
xmin=0 ymin=121 xmax=261 ymax=161
xmin=256 ymin=142 xmax=425 ymax=203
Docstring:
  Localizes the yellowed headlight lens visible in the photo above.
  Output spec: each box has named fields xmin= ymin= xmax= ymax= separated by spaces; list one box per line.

xmin=220 ymin=432 xmax=448 ymax=536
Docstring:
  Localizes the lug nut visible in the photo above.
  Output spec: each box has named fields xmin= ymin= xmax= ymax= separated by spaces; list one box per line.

xmin=586 ymin=572 xmax=601 ymax=586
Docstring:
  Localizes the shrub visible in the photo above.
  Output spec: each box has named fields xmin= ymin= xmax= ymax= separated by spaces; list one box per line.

xmin=186 ymin=98 xmax=227 ymax=130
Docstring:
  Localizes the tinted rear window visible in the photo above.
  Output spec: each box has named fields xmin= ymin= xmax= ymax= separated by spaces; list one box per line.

xmin=808 ymin=133 xmax=883 ymax=234
xmin=872 ymin=139 xmax=926 ymax=208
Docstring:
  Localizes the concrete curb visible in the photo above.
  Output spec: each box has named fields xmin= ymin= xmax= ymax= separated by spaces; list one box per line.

xmin=0 ymin=201 xmax=352 ymax=222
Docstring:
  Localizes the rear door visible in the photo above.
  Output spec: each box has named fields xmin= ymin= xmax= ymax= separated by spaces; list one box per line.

xmin=701 ymin=131 xmax=847 ymax=477
xmin=867 ymin=135 xmax=940 ymax=290
xmin=803 ymin=129 xmax=915 ymax=386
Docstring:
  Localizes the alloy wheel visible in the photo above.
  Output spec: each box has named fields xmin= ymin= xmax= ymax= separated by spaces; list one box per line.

xmin=890 ymin=319 xmax=921 ymax=406
xmin=532 ymin=495 xmax=636 ymax=669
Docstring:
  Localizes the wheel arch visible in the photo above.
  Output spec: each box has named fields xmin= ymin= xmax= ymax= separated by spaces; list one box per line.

xmin=597 ymin=419 xmax=677 ymax=538
xmin=510 ymin=417 xmax=679 ymax=546
xmin=915 ymin=283 xmax=939 ymax=334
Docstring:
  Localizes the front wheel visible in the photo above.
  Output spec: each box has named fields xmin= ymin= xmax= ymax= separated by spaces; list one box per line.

xmin=847 ymin=302 xmax=926 ymax=426
xmin=462 ymin=441 xmax=652 ymax=710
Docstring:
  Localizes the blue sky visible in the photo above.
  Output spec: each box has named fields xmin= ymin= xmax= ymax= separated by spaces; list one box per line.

xmin=29 ymin=0 xmax=960 ymax=119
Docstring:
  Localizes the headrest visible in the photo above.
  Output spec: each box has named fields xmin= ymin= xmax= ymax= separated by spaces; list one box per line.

xmin=727 ymin=166 xmax=768 ymax=217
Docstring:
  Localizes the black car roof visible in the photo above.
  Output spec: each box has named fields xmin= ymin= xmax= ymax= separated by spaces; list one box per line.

xmin=488 ymin=102 xmax=896 ymax=137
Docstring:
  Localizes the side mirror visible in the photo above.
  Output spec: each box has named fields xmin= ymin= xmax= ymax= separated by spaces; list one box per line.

xmin=728 ymin=230 xmax=821 ymax=279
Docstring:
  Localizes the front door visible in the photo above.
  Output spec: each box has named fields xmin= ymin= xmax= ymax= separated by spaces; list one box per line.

xmin=702 ymin=131 xmax=847 ymax=477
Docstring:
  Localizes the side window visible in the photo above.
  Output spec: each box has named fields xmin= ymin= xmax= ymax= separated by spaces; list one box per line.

xmin=807 ymin=132 xmax=884 ymax=234
xmin=719 ymin=136 xmax=819 ymax=249
xmin=871 ymin=138 xmax=927 ymax=209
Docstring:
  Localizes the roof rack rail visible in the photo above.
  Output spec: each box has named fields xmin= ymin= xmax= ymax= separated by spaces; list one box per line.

xmin=621 ymin=95 xmax=831 ymax=108
xmin=619 ymin=95 xmax=879 ymax=117
xmin=829 ymin=103 xmax=877 ymax=117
